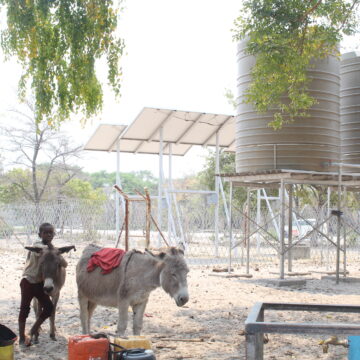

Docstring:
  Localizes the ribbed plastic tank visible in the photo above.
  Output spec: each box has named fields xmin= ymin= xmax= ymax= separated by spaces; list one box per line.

xmin=236 ymin=39 xmax=340 ymax=173
xmin=341 ymin=52 xmax=360 ymax=169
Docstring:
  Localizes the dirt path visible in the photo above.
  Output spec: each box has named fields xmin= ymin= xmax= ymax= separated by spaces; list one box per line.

xmin=1 ymin=245 xmax=359 ymax=359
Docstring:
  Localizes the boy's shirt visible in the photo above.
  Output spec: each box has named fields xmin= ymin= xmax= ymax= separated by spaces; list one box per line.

xmin=22 ymin=241 xmax=48 ymax=284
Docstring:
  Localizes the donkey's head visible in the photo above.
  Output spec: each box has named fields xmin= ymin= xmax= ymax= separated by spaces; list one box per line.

xmin=25 ymin=245 xmax=76 ymax=296
xmin=146 ymin=247 xmax=189 ymax=307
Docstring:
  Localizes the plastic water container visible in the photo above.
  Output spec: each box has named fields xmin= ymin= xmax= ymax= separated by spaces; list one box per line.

xmin=68 ymin=335 xmax=109 ymax=360
xmin=0 ymin=324 xmax=17 ymax=360
xmin=113 ymin=336 xmax=152 ymax=351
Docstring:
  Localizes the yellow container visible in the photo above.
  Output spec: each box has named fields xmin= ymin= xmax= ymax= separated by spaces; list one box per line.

xmin=113 ymin=335 xmax=152 ymax=351
xmin=0 ymin=325 xmax=16 ymax=360
xmin=0 ymin=344 xmax=14 ymax=360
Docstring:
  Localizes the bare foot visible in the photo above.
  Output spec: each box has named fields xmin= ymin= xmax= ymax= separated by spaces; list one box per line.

xmin=19 ymin=335 xmax=32 ymax=347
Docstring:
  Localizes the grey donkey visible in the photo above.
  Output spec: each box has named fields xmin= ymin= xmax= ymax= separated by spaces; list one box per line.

xmin=76 ymin=244 xmax=189 ymax=335
xmin=25 ymin=245 xmax=76 ymax=343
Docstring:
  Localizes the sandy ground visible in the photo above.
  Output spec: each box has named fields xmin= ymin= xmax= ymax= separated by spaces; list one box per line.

xmin=1 ymin=242 xmax=360 ymax=360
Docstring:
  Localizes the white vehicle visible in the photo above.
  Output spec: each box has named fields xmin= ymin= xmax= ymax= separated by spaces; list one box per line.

xmin=296 ymin=218 xmax=317 ymax=238
xmin=284 ymin=225 xmax=299 ymax=239
xmin=284 ymin=218 xmax=317 ymax=239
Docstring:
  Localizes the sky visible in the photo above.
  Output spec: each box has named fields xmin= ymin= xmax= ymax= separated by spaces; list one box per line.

xmin=0 ymin=0 xmax=241 ymax=179
xmin=1 ymin=1 xmax=359 ymax=179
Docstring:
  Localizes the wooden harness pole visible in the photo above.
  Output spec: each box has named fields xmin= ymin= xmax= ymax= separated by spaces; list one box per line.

xmin=114 ymin=185 xmax=169 ymax=250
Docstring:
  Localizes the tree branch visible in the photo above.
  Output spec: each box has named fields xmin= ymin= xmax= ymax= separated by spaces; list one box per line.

xmin=299 ymin=0 xmax=322 ymax=23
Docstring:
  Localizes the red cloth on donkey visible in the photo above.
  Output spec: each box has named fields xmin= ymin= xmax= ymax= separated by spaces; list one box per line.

xmin=87 ymin=248 xmax=126 ymax=274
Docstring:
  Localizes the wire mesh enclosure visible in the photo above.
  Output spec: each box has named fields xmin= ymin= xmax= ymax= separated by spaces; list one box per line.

xmin=1 ymin=184 xmax=360 ymax=273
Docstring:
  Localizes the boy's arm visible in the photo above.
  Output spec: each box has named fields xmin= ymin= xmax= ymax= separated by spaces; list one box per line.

xmin=59 ymin=255 xmax=68 ymax=268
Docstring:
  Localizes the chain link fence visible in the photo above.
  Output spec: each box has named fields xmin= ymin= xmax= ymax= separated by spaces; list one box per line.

xmin=1 ymin=193 xmax=360 ymax=271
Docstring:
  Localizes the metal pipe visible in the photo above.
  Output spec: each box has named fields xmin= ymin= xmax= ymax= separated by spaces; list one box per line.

xmin=246 ymin=189 xmax=251 ymax=275
xmin=256 ymin=189 xmax=261 ymax=254
xmin=287 ymin=185 xmax=293 ymax=272
xmin=168 ymin=143 xmax=172 ymax=244
xmin=336 ymin=163 xmax=342 ymax=284
xmin=145 ymin=188 xmax=151 ymax=248
xmin=115 ymin=139 xmax=121 ymax=242
xmin=228 ymin=181 xmax=233 ymax=273
xmin=158 ymin=126 xmax=164 ymax=247
xmin=125 ymin=198 xmax=129 ymax=251
xmin=219 ymin=177 xmax=230 ymax=226
xmin=279 ymin=179 xmax=285 ymax=279
xmin=167 ymin=189 xmax=216 ymax=194
xmin=326 ymin=187 xmax=331 ymax=270
xmin=327 ymin=161 xmax=360 ymax=169
xmin=215 ymin=131 xmax=220 ymax=257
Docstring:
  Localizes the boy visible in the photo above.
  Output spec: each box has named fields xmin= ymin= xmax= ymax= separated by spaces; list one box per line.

xmin=18 ymin=223 xmax=59 ymax=346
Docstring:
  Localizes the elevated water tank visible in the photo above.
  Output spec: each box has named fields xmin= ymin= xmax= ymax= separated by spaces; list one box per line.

xmin=341 ymin=52 xmax=360 ymax=169
xmin=236 ymin=39 xmax=340 ymax=173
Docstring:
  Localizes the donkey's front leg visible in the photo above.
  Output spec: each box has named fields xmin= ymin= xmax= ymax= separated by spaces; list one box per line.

xmin=117 ymin=302 xmax=129 ymax=336
xmin=49 ymin=293 xmax=59 ymax=340
xmin=132 ymin=300 xmax=148 ymax=335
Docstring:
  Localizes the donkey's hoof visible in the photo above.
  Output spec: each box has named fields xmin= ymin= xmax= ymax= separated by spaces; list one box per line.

xmin=50 ymin=334 xmax=57 ymax=341
xmin=30 ymin=332 xmax=39 ymax=344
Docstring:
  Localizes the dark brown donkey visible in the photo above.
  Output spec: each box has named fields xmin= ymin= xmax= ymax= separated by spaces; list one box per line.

xmin=25 ymin=245 xmax=76 ymax=343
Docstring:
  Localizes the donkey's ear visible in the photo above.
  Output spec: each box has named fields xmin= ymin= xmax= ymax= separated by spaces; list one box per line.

xmin=25 ymin=246 xmax=43 ymax=254
xmin=58 ymin=245 xmax=76 ymax=254
xmin=169 ymin=247 xmax=178 ymax=256
xmin=178 ymin=242 xmax=186 ymax=254
xmin=169 ymin=247 xmax=184 ymax=256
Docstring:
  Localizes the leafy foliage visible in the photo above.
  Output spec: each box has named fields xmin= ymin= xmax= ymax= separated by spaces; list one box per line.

xmin=198 ymin=150 xmax=247 ymax=206
xmin=87 ymin=170 xmax=158 ymax=194
xmin=0 ymin=0 xmax=125 ymax=126
xmin=62 ymin=178 xmax=106 ymax=202
xmin=233 ymin=0 xmax=360 ymax=129
xmin=0 ymin=167 xmax=105 ymax=204
xmin=0 ymin=168 xmax=30 ymax=203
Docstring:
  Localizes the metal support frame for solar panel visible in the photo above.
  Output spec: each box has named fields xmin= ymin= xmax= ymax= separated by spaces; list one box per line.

xmin=83 ymin=124 xmax=127 ymax=240
xmin=83 ymin=107 xmax=235 ymax=252
xmin=222 ymin=167 xmax=360 ymax=283
xmin=245 ymin=302 xmax=360 ymax=360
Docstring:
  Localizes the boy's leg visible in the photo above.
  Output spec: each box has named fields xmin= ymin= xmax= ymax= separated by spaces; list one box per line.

xmin=30 ymin=284 xmax=53 ymax=341
xmin=18 ymin=278 xmax=34 ymax=345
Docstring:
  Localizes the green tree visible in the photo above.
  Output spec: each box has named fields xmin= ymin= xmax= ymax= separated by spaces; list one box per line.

xmin=0 ymin=168 xmax=30 ymax=203
xmin=0 ymin=167 xmax=104 ymax=204
xmin=233 ymin=0 xmax=360 ymax=129
xmin=0 ymin=0 xmax=124 ymax=126
xmin=198 ymin=150 xmax=247 ymax=206
xmin=87 ymin=170 xmax=158 ymax=194
xmin=88 ymin=170 xmax=116 ymax=189
xmin=62 ymin=178 xmax=106 ymax=202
